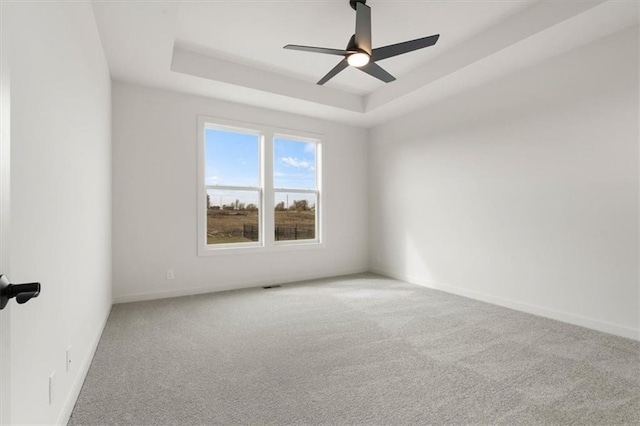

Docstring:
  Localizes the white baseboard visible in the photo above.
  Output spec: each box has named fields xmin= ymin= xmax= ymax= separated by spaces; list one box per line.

xmin=113 ymin=267 xmax=369 ymax=304
xmin=371 ymin=267 xmax=639 ymax=341
xmin=58 ymin=304 xmax=112 ymax=425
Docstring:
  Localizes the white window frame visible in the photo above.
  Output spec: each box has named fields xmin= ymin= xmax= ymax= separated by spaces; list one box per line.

xmin=197 ymin=116 xmax=324 ymax=256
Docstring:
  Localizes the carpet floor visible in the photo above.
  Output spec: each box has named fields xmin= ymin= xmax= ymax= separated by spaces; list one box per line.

xmin=69 ymin=274 xmax=640 ymax=425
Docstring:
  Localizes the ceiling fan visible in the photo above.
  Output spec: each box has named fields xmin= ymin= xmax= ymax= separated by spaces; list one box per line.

xmin=284 ymin=0 xmax=440 ymax=86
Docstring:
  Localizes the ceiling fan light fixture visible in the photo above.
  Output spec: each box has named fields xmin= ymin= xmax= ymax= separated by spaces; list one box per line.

xmin=284 ymin=0 xmax=439 ymax=85
xmin=347 ymin=52 xmax=370 ymax=67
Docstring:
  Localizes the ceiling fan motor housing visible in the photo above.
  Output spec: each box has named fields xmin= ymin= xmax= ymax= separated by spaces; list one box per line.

xmin=346 ymin=34 xmax=358 ymax=51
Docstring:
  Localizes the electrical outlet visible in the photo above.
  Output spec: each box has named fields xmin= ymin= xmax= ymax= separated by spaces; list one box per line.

xmin=166 ymin=269 xmax=174 ymax=280
xmin=49 ymin=371 xmax=56 ymax=405
xmin=66 ymin=346 xmax=72 ymax=372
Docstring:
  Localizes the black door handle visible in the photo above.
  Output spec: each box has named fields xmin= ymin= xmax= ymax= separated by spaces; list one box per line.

xmin=0 ymin=275 xmax=41 ymax=310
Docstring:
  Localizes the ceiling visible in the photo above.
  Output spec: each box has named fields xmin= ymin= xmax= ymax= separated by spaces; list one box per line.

xmin=91 ymin=0 xmax=638 ymax=127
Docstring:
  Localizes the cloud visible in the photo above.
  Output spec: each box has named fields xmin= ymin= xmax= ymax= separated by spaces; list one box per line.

xmin=281 ymin=157 xmax=315 ymax=170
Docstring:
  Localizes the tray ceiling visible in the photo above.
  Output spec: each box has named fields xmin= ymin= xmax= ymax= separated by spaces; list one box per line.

xmin=91 ymin=0 xmax=637 ymax=127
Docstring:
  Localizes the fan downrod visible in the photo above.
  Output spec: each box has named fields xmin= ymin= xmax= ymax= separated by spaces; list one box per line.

xmin=349 ymin=0 xmax=366 ymax=11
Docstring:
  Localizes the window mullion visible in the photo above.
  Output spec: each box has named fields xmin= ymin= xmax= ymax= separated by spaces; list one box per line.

xmin=263 ymin=130 xmax=275 ymax=247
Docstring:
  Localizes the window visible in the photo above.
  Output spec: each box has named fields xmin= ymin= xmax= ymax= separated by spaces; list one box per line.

xmin=204 ymin=126 xmax=261 ymax=246
xmin=198 ymin=117 xmax=322 ymax=255
xmin=274 ymin=137 xmax=318 ymax=242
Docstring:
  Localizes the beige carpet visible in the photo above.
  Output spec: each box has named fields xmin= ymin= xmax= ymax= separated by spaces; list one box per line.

xmin=69 ymin=274 xmax=640 ymax=425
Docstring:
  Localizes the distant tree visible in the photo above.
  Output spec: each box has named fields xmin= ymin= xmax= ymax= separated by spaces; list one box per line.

xmin=238 ymin=202 xmax=246 ymax=211
xmin=275 ymin=201 xmax=285 ymax=211
xmin=207 ymin=194 xmax=211 ymax=209
xmin=246 ymin=203 xmax=258 ymax=212
xmin=294 ymin=199 xmax=309 ymax=211
xmin=223 ymin=204 xmax=234 ymax=211
xmin=234 ymin=199 xmax=240 ymax=210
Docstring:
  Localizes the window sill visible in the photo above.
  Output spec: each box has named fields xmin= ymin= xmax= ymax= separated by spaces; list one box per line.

xmin=198 ymin=241 xmax=325 ymax=257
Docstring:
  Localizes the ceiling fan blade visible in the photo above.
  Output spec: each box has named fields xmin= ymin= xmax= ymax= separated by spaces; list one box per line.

xmin=359 ymin=62 xmax=396 ymax=83
xmin=355 ymin=2 xmax=372 ymax=54
xmin=371 ymin=34 xmax=440 ymax=61
xmin=317 ymin=58 xmax=349 ymax=85
xmin=284 ymin=45 xmax=349 ymax=56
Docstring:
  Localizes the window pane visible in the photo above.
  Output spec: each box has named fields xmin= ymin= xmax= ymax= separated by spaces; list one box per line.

xmin=207 ymin=189 xmax=260 ymax=245
xmin=274 ymin=192 xmax=316 ymax=241
xmin=274 ymin=137 xmax=316 ymax=189
xmin=206 ymin=128 xmax=259 ymax=187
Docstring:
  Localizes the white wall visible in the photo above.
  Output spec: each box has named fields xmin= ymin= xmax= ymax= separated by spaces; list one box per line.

xmin=4 ymin=2 xmax=112 ymax=424
xmin=112 ymin=82 xmax=368 ymax=302
xmin=369 ymin=27 xmax=639 ymax=340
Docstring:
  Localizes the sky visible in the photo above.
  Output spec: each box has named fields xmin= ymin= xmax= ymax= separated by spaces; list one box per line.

xmin=205 ymin=128 xmax=317 ymax=208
